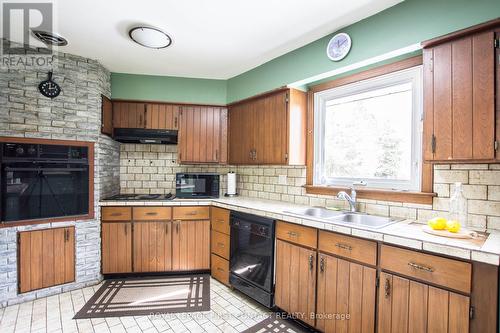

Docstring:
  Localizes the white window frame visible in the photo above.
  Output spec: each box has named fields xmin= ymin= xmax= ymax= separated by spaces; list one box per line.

xmin=313 ymin=66 xmax=423 ymax=191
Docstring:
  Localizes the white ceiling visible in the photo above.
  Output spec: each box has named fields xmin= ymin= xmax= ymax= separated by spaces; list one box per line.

xmin=46 ymin=0 xmax=399 ymax=79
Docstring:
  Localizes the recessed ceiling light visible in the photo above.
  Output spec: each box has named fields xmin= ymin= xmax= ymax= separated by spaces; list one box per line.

xmin=129 ymin=26 xmax=172 ymax=49
xmin=32 ymin=30 xmax=68 ymax=46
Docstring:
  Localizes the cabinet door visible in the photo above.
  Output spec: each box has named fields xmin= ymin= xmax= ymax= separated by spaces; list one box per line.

xmin=316 ymin=254 xmax=376 ymax=333
xmin=255 ymin=91 xmax=288 ymax=164
xmin=112 ymin=102 xmax=146 ymax=128
xmin=145 ymin=104 xmax=179 ymax=130
xmin=423 ymin=31 xmax=495 ymax=161
xmin=178 ymin=106 xmax=227 ymax=163
xmin=275 ymin=239 xmax=316 ymax=327
xmin=133 ymin=221 xmax=172 ymax=272
xmin=172 ymin=220 xmax=210 ymax=270
xmin=18 ymin=227 xmax=75 ymax=293
xmin=102 ymin=222 xmax=132 ymax=274
xmin=378 ymin=272 xmax=470 ymax=333
xmin=101 ymin=95 xmax=113 ymax=135
xmin=228 ymin=102 xmax=256 ymax=164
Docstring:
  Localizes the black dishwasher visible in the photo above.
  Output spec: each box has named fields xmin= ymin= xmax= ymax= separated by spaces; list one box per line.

xmin=229 ymin=211 xmax=275 ymax=308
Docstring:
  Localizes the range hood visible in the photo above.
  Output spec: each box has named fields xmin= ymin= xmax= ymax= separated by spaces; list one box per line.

xmin=113 ymin=128 xmax=178 ymax=144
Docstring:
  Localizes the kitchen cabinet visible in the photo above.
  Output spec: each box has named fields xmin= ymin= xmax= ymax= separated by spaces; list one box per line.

xmin=228 ymin=88 xmax=307 ymax=165
xmin=172 ymin=206 xmax=210 ymax=270
xmin=178 ymin=106 xmax=228 ymax=164
xmin=210 ymin=207 xmax=231 ymax=286
xmin=101 ymin=95 xmax=113 ymax=135
xmin=378 ymin=272 xmax=470 ymax=333
xmin=316 ymin=254 xmax=376 ymax=333
xmin=422 ymin=27 xmax=498 ymax=161
xmin=133 ymin=221 xmax=172 ymax=272
xmin=102 ymin=222 xmax=132 ymax=274
xmin=18 ymin=227 xmax=75 ymax=293
xmin=145 ymin=103 xmax=179 ymax=130
xmin=112 ymin=101 xmax=147 ymax=129
xmin=275 ymin=239 xmax=316 ymax=327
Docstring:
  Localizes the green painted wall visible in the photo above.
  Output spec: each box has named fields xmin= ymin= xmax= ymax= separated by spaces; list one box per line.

xmin=111 ymin=73 xmax=227 ymax=105
xmin=226 ymin=0 xmax=500 ymax=102
xmin=111 ymin=0 xmax=500 ymax=105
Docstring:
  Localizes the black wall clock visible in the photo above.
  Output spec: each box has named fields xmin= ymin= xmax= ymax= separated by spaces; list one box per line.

xmin=38 ymin=71 xmax=61 ymax=99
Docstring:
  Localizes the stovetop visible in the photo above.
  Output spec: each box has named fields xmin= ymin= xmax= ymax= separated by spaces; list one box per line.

xmin=102 ymin=193 xmax=175 ymax=201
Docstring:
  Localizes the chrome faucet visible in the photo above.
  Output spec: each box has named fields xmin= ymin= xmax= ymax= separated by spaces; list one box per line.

xmin=336 ymin=186 xmax=357 ymax=212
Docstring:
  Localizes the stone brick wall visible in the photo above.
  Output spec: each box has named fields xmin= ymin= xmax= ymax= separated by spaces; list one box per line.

xmin=0 ymin=50 xmax=119 ymax=306
xmin=120 ymin=144 xmax=500 ymax=231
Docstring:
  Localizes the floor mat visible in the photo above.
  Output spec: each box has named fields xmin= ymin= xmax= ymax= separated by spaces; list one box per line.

xmin=74 ymin=274 xmax=210 ymax=319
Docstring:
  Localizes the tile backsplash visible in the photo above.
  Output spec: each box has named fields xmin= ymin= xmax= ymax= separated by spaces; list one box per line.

xmin=120 ymin=144 xmax=500 ymax=231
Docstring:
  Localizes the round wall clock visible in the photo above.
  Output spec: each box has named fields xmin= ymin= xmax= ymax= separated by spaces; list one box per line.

xmin=38 ymin=71 xmax=61 ymax=99
xmin=326 ymin=32 xmax=352 ymax=61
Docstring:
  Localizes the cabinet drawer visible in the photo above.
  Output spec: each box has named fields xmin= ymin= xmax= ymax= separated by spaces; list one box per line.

xmin=173 ymin=206 xmax=210 ymax=220
xmin=102 ymin=207 xmax=132 ymax=221
xmin=276 ymin=221 xmax=317 ymax=249
xmin=211 ymin=207 xmax=230 ymax=235
xmin=211 ymin=254 xmax=229 ymax=286
xmin=133 ymin=207 xmax=171 ymax=220
xmin=211 ymin=230 xmax=230 ymax=260
xmin=380 ymin=245 xmax=471 ymax=293
xmin=318 ymin=231 xmax=377 ymax=266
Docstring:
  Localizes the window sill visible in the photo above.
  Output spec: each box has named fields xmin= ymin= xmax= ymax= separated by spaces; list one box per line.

xmin=304 ymin=185 xmax=435 ymax=205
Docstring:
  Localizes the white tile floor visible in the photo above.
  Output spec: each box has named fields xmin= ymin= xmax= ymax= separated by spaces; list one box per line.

xmin=0 ymin=278 xmax=270 ymax=333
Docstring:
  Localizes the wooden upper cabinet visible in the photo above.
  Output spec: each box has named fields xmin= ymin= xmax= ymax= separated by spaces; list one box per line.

xmin=18 ymin=227 xmax=75 ymax=293
xmin=423 ymin=28 xmax=497 ymax=162
xmin=145 ymin=104 xmax=179 ymax=130
xmin=378 ymin=272 xmax=470 ymax=333
xmin=113 ymin=101 xmax=146 ymax=129
xmin=101 ymin=95 xmax=113 ymax=135
xmin=228 ymin=88 xmax=307 ymax=165
xmin=178 ymin=106 xmax=228 ymax=164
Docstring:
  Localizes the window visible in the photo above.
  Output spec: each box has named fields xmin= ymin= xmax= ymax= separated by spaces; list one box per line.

xmin=313 ymin=67 xmax=423 ymax=191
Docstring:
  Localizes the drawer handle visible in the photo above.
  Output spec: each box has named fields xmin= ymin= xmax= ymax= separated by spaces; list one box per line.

xmin=216 ymin=267 xmax=225 ymax=272
xmin=110 ymin=212 xmax=122 ymax=217
xmin=217 ymin=242 xmax=225 ymax=248
xmin=186 ymin=211 xmax=198 ymax=216
xmin=287 ymin=231 xmax=299 ymax=237
xmin=408 ymin=262 xmax=434 ymax=273
xmin=216 ymin=219 xmax=225 ymax=223
xmin=384 ymin=278 xmax=391 ymax=298
xmin=146 ymin=212 xmax=158 ymax=216
xmin=335 ymin=243 xmax=352 ymax=251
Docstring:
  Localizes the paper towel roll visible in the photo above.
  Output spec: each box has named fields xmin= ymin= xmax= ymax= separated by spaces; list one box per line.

xmin=227 ymin=172 xmax=237 ymax=195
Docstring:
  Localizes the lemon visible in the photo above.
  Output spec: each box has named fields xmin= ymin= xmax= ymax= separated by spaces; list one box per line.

xmin=427 ymin=217 xmax=447 ymax=230
xmin=446 ymin=220 xmax=461 ymax=233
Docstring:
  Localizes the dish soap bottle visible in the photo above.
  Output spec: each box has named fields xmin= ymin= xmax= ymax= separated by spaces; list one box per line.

xmin=449 ymin=182 xmax=468 ymax=229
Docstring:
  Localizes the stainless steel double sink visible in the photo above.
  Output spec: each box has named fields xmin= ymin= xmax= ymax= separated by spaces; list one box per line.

xmin=283 ymin=207 xmax=401 ymax=229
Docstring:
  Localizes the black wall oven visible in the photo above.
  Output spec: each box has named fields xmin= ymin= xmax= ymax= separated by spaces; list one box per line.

xmin=175 ymin=173 xmax=219 ymax=198
xmin=229 ymin=211 xmax=275 ymax=308
xmin=0 ymin=142 xmax=90 ymax=222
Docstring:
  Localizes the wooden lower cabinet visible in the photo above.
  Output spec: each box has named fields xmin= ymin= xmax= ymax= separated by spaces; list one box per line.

xmin=378 ymin=272 xmax=470 ymax=333
xmin=316 ymin=253 xmax=376 ymax=333
xmin=275 ymin=239 xmax=316 ymax=327
xmin=102 ymin=222 xmax=132 ymax=274
xmin=172 ymin=220 xmax=210 ymax=270
xmin=133 ymin=221 xmax=172 ymax=272
xmin=18 ymin=227 xmax=75 ymax=293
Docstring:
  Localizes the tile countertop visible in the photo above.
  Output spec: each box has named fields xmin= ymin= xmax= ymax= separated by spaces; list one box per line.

xmin=100 ymin=196 xmax=500 ymax=266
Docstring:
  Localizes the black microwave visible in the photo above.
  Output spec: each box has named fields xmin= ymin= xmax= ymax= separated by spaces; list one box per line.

xmin=175 ymin=173 xmax=220 ymax=199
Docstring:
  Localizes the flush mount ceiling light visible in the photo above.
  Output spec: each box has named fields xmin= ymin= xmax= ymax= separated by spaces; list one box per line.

xmin=32 ymin=30 xmax=68 ymax=46
xmin=129 ymin=26 xmax=172 ymax=49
